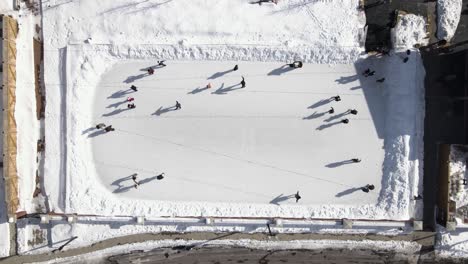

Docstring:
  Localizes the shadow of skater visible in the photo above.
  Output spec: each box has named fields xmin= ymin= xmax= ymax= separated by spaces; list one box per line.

xmin=212 ymin=83 xmax=244 ymax=95
xmin=87 ymin=129 xmax=107 ymax=138
xmin=152 ymin=105 xmax=176 ymax=116
xmin=107 ymin=99 xmax=128 ymax=108
xmin=108 ymin=89 xmax=135 ymax=99
xmin=324 ymin=111 xmax=349 ymax=122
xmin=207 ymin=69 xmax=233 ymax=80
xmin=335 ymin=187 xmax=362 ymax=197
xmin=308 ymin=98 xmax=335 ymax=109
xmin=316 ymin=120 xmax=341 ymax=130
xmin=111 ymin=174 xmax=135 ymax=193
xmin=335 ymin=74 xmax=359 ymax=84
xmin=137 ymin=175 xmax=159 ymax=185
xmin=267 ymin=65 xmax=295 ymax=76
xmin=303 ymin=111 xmax=326 ymax=120
xmin=325 ymin=159 xmax=358 ymax=168
xmin=123 ymin=73 xmax=147 ymax=84
xmin=269 ymin=193 xmax=295 ymax=205
xmin=188 ymin=86 xmax=210 ymax=95
xmin=102 ymin=108 xmax=131 ymax=117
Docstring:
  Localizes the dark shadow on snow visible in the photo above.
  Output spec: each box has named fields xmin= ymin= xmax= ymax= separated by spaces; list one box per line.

xmin=108 ymin=89 xmax=135 ymax=99
xmin=307 ymin=98 xmax=333 ymax=109
xmin=123 ymin=73 xmax=147 ymax=84
xmin=269 ymin=193 xmax=295 ymax=205
xmin=211 ymin=83 xmax=244 ymax=95
xmin=302 ymin=111 xmax=326 ymax=120
xmin=87 ymin=129 xmax=107 ymax=138
xmin=82 ymin=127 xmax=95 ymax=135
xmin=335 ymin=187 xmax=361 ymax=197
xmin=335 ymin=74 xmax=359 ymax=84
xmin=188 ymin=86 xmax=210 ymax=95
xmin=207 ymin=69 xmax=233 ymax=80
xmin=267 ymin=65 xmax=295 ymax=76
xmin=152 ymin=105 xmax=177 ymax=116
xmin=111 ymin=174 xmax=135 ymax=193
xmin=324 ymin=111 xmax=349 ymax=122
xmin=325 ymin=159 xmax=356 ymax=168
xmin=107 ymin=100 xmax=128 ymax=109
xmin=102 ymin=108 xmax=131 ymax=117
xmin=316 ymin=120 xmax=341 ymax=130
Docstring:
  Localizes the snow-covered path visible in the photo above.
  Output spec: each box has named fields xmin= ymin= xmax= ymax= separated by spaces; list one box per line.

xmin=90 ymin=61 xmax=385 ymax=205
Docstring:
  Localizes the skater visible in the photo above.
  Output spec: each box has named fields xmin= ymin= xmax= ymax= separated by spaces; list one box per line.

xmin=175 ymin=101 xmax=181 ymax=110
xmin=341 ymin=118 xmax=349 ymax=124
xmin=294 ymin=191 xmax=301 ymax=203
xmin=352 ymin=158 xmax=361 ymax=163
xmin=95 ymin=123 xmax=106 ymax=129
xmin=363 ymin=68 xmax=371 ymax=76
xmin=376 ymin=78 xmax=385 ymax=83
xmin=233 ymin=64 xmax=239 ymax=71
xmin=147 ymin=67 xmax=154 ymax=75
xmin=128 ymin=103 xmax=136 ymax=109
xmin=406 ymin=49 xmax=411 ymax=55
xmin=413 ymin=194 xmax=423 ymax=200
xmin=130 ymin=85 xmax=138 ymax=92
xmin=403 ymin=57 xmax=409 ymax=63
xmin=367 ymin=70 xmax=375 ymax=76
xmin=349 ymin=109 xmax=358 ymax=115
xmin=332 ymin=95 xmax=341 ymax=102
xmin=240 ymin=76 xmax=246 ymax=88
xmin=157 ymin=172 xmax=165 ymax=180
xmin=463 ymin=178 xmax=467 ymax=185
xmin=104 ymin=125 xmax=115 ymax=132
xmin=157 ymin=60 xmax=167 ymax=67
xmin=288 ymin=61 xmax=303 ymax=68
xmin=361 ymin=184 xmax=375 ymax=193
xmin=328 ymin=107 xmax=335 ymax=114
xmin=132 ymin=174 xmax=138 ymax=184
xmin=127 ymin=97 xmax=135 ymax=102
xmin=206 ymin=83 xmax=212 ymax=89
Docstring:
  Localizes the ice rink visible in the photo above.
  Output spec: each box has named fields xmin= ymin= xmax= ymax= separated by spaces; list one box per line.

xmin=90 ymin=60 xmax=386 ymax=206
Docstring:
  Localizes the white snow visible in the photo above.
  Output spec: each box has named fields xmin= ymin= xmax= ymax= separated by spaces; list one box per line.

xmin=0 ymin=1 xmax=14 ymax=13
xmin=392 ymin=14 xmax=428 ymax=49
xmin=437 ymin=0 xmax=463 ymax=41
xmin=436 ymin=224 xmax=468 ymax=260
xmin=34 ymin=238 xmax=422 ymax=264
xmin=448 ymin=145 xmax=468 ymax=208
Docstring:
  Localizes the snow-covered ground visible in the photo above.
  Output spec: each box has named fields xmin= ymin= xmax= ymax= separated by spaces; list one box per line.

xmin=437 ymin=0 xmax=463 ymax=41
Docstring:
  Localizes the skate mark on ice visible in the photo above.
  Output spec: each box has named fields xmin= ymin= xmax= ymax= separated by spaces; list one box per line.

xmin=335 ymin=187 xmax=361 ymax=197
xmin=207 ymin=69 xmax=234 ymax=80
xmin=108 ymin=89 xmax=135 ymax=99
xmin=212 ymin=83 xmax=244 ymax=95
xmin=188 ymin=86 xmax=210 ymax=95
xmin=335 ymin=74 xmax=359 ymax=84
xmin=116 ymin=129 xmax=351 ymax=187
xmin=123 ymin=73 xmax=148 ymax=84
xmin=152 ymin=105 xmax=177 ymax=116
xmin=267 ymin=65 xmax=295 ymax=76
xmin=324 ymin=111 xmax=349 ymax=122
xmin=325 ymin=159 xmax=357 ymax=168
xmin=102 ymin=108 xmax=132 ymax=117
xmin=302 ymin=111 xmax=326 ymax=120
xmin=316 ymin=120 xmax=341 ymax=130
xmin=269 ymin=193 xmax=295 ymax=205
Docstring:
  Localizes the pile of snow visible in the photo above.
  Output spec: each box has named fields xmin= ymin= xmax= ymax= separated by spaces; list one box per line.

xmin=436 ymin=224 xmax=468 ymax=260
xmin=448 ymin=145 xmax=468 ymax=209
xmin=437 ymin=0 xmax=462 ymax=41
xmin=34 ymin=239 xmax=422 ymax=264
xmin=392 ymin=13 xmax=428 ymax=49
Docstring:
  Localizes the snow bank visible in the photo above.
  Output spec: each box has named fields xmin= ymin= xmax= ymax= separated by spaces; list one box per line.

xmin=448 ymin=145 xmax=468 ymax=209
xmin=437 ymin=0 xmax=462 ymax=41
xmin=392 ymin=14 xmax=428 ymax=49
xmin=436 ymin=224 xmax=468 ymax=260
xmin=34 ymin=239 xmax=421 ymax=264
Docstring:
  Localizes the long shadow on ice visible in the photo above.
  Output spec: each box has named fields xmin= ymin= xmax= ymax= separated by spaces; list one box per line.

xmin=269 ymin=193 xmax=295 ymax=205
xmin=324 ymin=111 xmax=350 ymax=122
xmin=316 ymin=120 xmax=341 ymax=130
xmin=335 ymin=187 xmax=362 ymax=197
xmin=325 ymin=159 xmax=356 ymax=168
xmin=112 ymin=174 xmax=135 ymax=193
xmin=335 ymin=74 xmax=359 ymax=84
xmin=307 ymin=98 xmax=334 ymax=110
xmin=302 ymin=111 xmax=326 ymax=120
xmin=107 ymin=99 xmax=128 ymax=109
xmin=267 ymin=65 xmax=295 ymax=76
xmin=152 ymin=105 xmax=177 ymax=116
xmin=103 ymin=108 xmax=131 ymax=117
xmin=123 ymin=73 xmax=147 ymax=84
xmin=108 ymin=89 xmax=135 ymax=99
xmin=212 ymin=83 xmax=244 ymax=95
xmin=188 ymin=86 xmax=210 ymax=95
xmin=207 ymin=69 xmax=234 ymax=80
xmin=87 ymin=129 xmax=107 ymax=138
